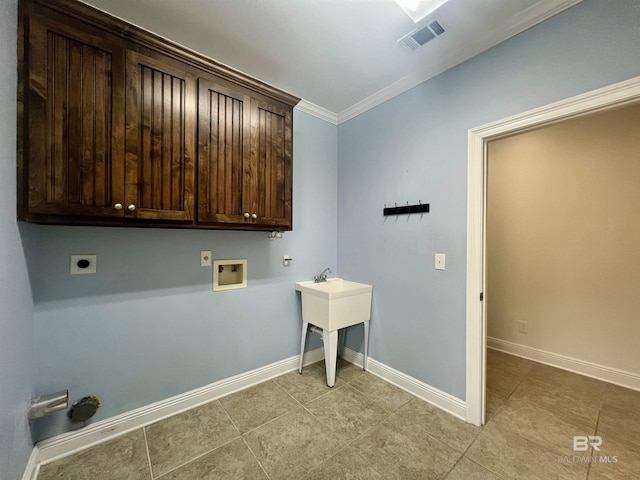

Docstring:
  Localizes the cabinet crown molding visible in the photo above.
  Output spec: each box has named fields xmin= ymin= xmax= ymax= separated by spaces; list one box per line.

xmin=27 ymin=0 xmax=301 ymax=107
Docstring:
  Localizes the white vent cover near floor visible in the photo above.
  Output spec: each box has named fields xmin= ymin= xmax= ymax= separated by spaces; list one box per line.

xmin=398 ymin=15 xmax=446 ymax=51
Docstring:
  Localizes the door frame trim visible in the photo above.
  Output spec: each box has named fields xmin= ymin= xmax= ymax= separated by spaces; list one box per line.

xmin=465 ymin=75 xmax=640 ymax=426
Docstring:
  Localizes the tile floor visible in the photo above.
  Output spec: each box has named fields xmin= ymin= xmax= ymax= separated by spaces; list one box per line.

xmin=38 ymin=352 xmax=640 ymax=479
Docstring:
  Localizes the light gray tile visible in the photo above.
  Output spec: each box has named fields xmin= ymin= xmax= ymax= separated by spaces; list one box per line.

xmin=527 ymin=364 xmax=606 ymax=400
xmin=587 ymin=434 xmax=640 ymax=480
xmin=274 ymin=363 xmax=343 ymax=404
xmin=219 ymin=379 xmax=299 ymax=433
xmin=597 ymin=384 xmax=640 ymax=447
xmin=511 ymin=377 xmax=600 ymax=428
xmin=485 ymin=388 xmax=508 ymax=421
xmin=244 ymin=406 xmax=342 ymax=480
xmin=390 ymin=398 xmax=481 ymax=454
xmin=491 ymin=395 xmax=595 ymax=456
xmin=321 ymin=357 xmax=367 ymax=383
xmin=486 ymin=361 xmax=529 ymax=398
xmin=38 ymin=430 xmax=151 ymax=480
xmin=304 ymin=384 xmax=388 ymax=443
xmin=602 ymin=383 xmax=640 ymax=411
xmin=487 ymin=349 xmax=536 ymax=372
xmin=303 ymin=449 xmax=385 ymax=480
xmin=445 ymin=457 xmax=502 ymax=480
xmin=467 ymin=421 xmax=588 ymax=480
xmin=145 ymin=400 xmax=239 ymax=478
xmin=157 ymin=438 xmax=267 ymax=480
xmin=348 ymin=372 xmax=414 ymax=412
xmin=356 ymin=415 xmax=461 ymax=479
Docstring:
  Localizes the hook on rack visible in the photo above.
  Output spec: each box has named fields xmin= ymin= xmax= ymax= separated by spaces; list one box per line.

xmin=383 ymin=201 xmax=430 ymax=216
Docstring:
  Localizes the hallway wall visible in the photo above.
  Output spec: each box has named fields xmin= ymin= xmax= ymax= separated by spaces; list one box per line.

xmin=487 ymin=104 xmax=640 ymax=374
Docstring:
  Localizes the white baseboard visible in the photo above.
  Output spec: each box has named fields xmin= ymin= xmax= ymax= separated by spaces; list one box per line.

xmin=36 ymin=348 xmax=324 ymax=465
xmin=21 ymin=446 xmax=40 ymax=480
xmin=35 ymin=345 xmax=470 ymax=468
xmin=488 ymin=337 xmax=640 ymax=391
xmin=341 ymin=347 xmax=467 ymax=421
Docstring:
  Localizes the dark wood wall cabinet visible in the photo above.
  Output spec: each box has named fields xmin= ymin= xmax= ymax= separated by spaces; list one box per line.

xmin=17 ymin=0 xmax=299 ymax=231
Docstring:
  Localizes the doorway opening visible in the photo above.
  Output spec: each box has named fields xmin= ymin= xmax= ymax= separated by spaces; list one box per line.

xmin=465 ymin=76 xmax=640 ymax=426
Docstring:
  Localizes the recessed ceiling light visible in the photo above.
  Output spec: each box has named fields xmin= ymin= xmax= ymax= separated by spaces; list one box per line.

xmin=394 ymin=0 xmax=449 ymax=23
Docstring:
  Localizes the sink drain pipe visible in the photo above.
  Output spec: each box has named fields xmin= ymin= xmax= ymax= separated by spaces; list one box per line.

xmin=309 ymin=325 xmax=324 ymax=336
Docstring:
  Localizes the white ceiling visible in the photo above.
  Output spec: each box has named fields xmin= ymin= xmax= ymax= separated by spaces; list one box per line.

xmin=84 ymin=0 xmax=581 ymax=123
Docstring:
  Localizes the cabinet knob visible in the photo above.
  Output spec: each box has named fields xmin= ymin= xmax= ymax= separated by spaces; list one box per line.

xmin=127 ymin=204 xmax=136 ymax=211
xmin=244 ymin=212 xmax=250 ymax=219
xmin=251 ymin=213 xmax=257 ymax=220
xmin=114 ymin=203 xmax=123 ymax=211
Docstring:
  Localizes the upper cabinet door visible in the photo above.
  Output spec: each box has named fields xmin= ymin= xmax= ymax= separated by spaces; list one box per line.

xmin=26 ymin=13 xmax=126 ymax=217
xmin=249 ymin=97 xmax=293 ymax=229
xmin=125 ymin=50 xmax=196 ymax=221
xmin=19 ymin=0 xmax=299 ymax=229
xmin=197 ymin=77 xmax=251 ymax=224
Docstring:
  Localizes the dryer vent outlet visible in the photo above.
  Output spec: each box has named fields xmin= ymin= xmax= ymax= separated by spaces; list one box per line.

xmin=68 ymin=396 xmax=101 ymax=422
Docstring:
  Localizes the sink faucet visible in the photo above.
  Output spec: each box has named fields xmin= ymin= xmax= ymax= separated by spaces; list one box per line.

xmin=314 ymin=267 xmax=332 ymax=283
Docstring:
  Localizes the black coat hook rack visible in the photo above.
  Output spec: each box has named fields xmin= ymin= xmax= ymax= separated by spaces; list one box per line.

xmin=383 ymin=201 xmax=430 ymax=216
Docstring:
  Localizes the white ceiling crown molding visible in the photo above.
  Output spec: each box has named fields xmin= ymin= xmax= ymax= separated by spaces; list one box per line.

xmin=295 ymin=100 xmax=338 ymax=125
xmin=337 ymin=0 xmax=583 ymax=125
xmin=80 ymin=0 xmax=585 ymax=126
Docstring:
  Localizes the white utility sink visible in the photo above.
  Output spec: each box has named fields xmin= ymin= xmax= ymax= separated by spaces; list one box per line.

xmin=295 ymin=278 xmax=373 ymax=387
xmin=295 ymin=278 xmax=372 ymax=331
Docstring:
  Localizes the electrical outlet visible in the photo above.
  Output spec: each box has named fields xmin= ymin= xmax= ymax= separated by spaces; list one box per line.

xmin=201 ymin=251 xmax=212 ymax=267
xmin=519 ymin=321 xmax=528 ymax=334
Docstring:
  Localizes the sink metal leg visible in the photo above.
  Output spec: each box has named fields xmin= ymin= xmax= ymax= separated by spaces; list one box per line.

xmin=298 ymin=321 xmax=308 ymax=374
xmin=323 ymin=329 xmax=338 ymax=387
xmin=363 ymin=321 xmax=369 ymax=371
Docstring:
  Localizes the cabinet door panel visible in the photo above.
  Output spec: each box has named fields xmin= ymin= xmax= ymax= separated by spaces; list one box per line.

xmin=250 ymin=98 xmax=292 ymax=228
xmin=197 ymin=78 xmax=251 ymax=224
xmin=125 ymin=51 xmax=195 ymax=221
xmin=27 ymin=15 xmax=125 ymax=217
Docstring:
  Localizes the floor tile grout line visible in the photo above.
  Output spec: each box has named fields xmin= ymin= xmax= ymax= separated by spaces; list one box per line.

xmin=147 ymin=401 xmax=242 ymax=480
xmin=301 ymin=371 xmax=414 ymax=474
xmin=39 ymin=351 xmax=638 ymax=479
xmin=217 ymin=398 xmax=242 ymax=434
xmin=272 ymin=372 xmax=307 ymax=408
xmin=238 ymin=402 xmax=309 ymax=436
xmin=498 ymin=363 xmax=594 ymax=428
xmin=241 ymin=436 xmax=272 ymax=480
xmin=300 ymin=393 xmax=409 ymax=472
xmin=443 ymin=411 xmax=504 ymax=480
xmin=485 ymin=356 xmax=596 ymax=479
xmin=298 ymin=410 xmax=396 ymax=479
xmin=151 ymin=434 xmax=243 ymax=479
xmin=141 ymin=427 xmax=155 ymax=480
xmin=241 ymin=366 xmax=385 ymax=479
xmin=587 ymin=390 xmax=606 ymax=479
xmin=508 ymin=374 xmax=600 ymax=430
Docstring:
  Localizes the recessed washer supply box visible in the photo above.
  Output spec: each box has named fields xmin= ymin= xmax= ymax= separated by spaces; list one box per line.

xmin=213 ymin=259 xmax=247 ymax=291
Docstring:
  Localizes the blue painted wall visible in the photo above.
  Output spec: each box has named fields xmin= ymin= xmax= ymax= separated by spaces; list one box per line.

xmin=0 ymin=0 xmax=36 ymax=478
xmin=337 ymin=0 xmax=640 ymax=400
xmin=12 ymin=0 xmax=640 ymax=449
xmin=24 ymin=110 xmax=338 ymax=440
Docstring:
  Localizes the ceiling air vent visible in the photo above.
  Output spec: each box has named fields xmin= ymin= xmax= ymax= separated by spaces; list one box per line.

xmin=398 ymin=15 xmax=446 ymax=52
